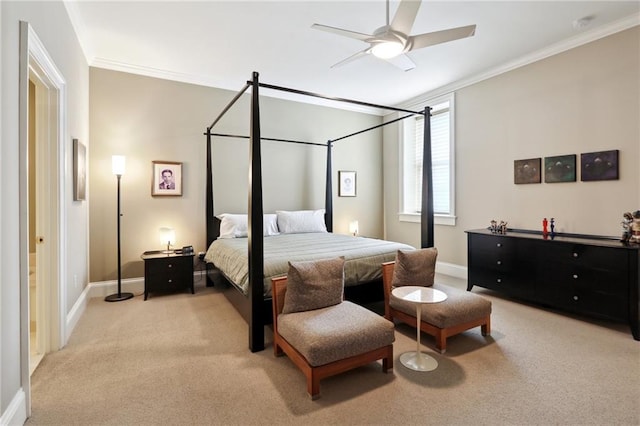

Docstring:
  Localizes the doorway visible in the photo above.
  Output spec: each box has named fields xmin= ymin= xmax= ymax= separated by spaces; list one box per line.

xmin=19 ymin=21 xmax=67 ymax=416
xmin=27 ymin=79 xmax=44 ymax=375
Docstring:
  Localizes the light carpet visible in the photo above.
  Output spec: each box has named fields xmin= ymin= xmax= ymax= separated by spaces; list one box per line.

xmin=27 ymin=274 xmax=640 ymax=425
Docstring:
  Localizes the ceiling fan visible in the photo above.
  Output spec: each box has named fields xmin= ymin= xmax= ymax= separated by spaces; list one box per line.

xmin=312 ymin=0 xmax=476 ymax=71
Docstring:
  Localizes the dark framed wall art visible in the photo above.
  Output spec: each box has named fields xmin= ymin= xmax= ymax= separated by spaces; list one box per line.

xmin=338 ymin=170 xmax=356 ymax=197
xmin=73 ymin=138 xmax=86 ymax=201
xmin=544 ymin=154 xmax=576 ymax=183
xmin=514 ymin=158 xmax=541 ymax=184
xmin=580 ymin=149 xmax=619 ymax=181
xmin=152 ymin=161 xmax=183 ymax=196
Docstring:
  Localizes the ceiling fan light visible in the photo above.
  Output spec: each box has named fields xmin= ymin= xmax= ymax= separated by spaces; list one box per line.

xmin=371 ymin=41 xmax=404 ymax=59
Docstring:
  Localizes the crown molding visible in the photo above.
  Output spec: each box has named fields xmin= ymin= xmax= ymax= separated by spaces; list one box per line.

xmin=400 ymin=14 xmax=640 ymax=110
xmin=89 ymin=57 xmax=385 ymax=116
xmin=63 ymin=0 xmax=94 ymax=60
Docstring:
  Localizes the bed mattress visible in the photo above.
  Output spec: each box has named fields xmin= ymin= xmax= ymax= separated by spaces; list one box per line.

xmin=204 ymin=232 xmax=414 ymax=297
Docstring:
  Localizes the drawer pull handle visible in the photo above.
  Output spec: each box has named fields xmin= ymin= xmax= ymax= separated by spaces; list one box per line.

xmin=496 ymin=278 xmax=502 ymax=283
xmin=573 ymin=295 xmax=578 ymax=301
xmin=573 ymin=253 xmax=578 ymax=258
xmin=496 ymin=260 xmax=502 ymax=265
xmin=168 ymin=264 xmax=173 ymax=268
xmin=168 ymin=279 xmax=173 ymax=283
xmin=496 ymin=243 xmax=502 ymax=247
xmin=573 ymin=274 xmax=578 ymax=279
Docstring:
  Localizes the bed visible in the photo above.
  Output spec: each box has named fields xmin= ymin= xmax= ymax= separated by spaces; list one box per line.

xmin=205 ymin=232 xmax=415 ymax=297
xmin=205 ymin=72 xmax=436 ymax=352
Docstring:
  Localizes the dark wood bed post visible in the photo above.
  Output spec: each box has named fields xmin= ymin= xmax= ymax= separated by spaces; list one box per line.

xmin=421 ymin=106 xmax=434 ymax=248
xmin=248 ymin=71 xmax=265 ymax=352
xmin=325 ymin=142 xmax=333 ymax=232
xmin=206 ymin=130 xmax=215 ymax=248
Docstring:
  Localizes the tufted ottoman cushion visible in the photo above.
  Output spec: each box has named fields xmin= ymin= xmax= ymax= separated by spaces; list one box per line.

xmin=277 ymin=301 xmax=395 ymax=367
xmin=390 ymin=283 xmax=491 ymax=329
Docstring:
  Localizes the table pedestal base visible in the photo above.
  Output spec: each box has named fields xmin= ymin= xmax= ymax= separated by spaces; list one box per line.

xmin=400 ymin=351 xmax=438 ymax=372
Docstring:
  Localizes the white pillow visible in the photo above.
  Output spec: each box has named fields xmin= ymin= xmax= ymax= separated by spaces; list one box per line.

xmin=276 ymin=209 xmax=327 ymax=234
xmin=263 ymin=214 xmax=280 ymax=236
xmin=217 ymin=214 xmax=247 ymax=239
xmin=217 ymin=213 xmax=280 ymax=238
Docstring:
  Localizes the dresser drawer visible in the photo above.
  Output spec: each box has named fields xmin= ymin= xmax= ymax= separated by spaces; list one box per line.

xmin=469 ymin=234 xmax=516 ymax=261
xmin=539 ymin=242 xmax=628 ymax=270
xmin=469 ymin=267 xmax=533 ymax=298
xmin=147 ymin=257 xmax=190 ymax=278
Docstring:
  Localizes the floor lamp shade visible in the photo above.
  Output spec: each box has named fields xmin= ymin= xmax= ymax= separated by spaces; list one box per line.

xmin=105 ymin=155 xmax=133 ymax=302
xmin=112 ymin=155 xmax=125 ymax=175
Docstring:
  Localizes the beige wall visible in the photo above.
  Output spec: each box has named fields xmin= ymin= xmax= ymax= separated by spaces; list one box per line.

xmin=385 ymin=27 xmax=640 ymax=267
xmin=90 ymin=27 xmax=640 ymax=283
xmin=89 ymin=68 xmax=383 ymax=282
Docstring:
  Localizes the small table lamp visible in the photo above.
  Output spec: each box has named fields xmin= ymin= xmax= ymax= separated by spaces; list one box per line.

xmin=349 ymin=220 xmax=359 ymax=237
xmin=159 ymin=227 xmax=175 ymax=253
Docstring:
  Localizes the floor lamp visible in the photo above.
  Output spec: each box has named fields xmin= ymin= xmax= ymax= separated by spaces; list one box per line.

xmin=105 ymin=155 xmax=134 ymax=302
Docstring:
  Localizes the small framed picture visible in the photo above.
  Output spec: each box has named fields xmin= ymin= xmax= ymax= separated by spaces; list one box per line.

xmin=152 ymin=161 xmax=182 ymax=196
xmin=544 ymin=154 xmax=576 ymax=183
xmin=73 ymin=138 xmax=87 ymax=201
xmin=581 ymin=150 xmax=619 ymax=181
xmin=339 ymin=170 xmax=356 ymax=197
xmin=514 ymin=158 xmax=541 ymax=184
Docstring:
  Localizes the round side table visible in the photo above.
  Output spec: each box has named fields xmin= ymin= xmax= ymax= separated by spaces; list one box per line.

xmin=392 ymin=285 xmax=447 ymax=372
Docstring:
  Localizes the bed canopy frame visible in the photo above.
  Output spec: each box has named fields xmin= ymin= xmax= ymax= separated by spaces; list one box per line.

xmin=205 ymin=72 xmax=434 ymax=352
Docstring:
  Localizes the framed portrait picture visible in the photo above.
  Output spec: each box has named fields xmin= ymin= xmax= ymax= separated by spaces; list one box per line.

xmin=73 ymin=138 xmax=87 ymax=201
xmin=514 ymin=158 xmax=541 ymax=184
xmin=152 ymin=161 xmax=182 ymax=196
xmin=339 ymin=170 xmax=356 ymax=197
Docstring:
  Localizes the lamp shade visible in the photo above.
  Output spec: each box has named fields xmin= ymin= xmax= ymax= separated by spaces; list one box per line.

xmin=159 ymin=227 xmax=175 ymax=247
xmin=349 ymin=220 xmax=359 ymax=236
xmin=112 ymin=155 xmax=126 ymax=175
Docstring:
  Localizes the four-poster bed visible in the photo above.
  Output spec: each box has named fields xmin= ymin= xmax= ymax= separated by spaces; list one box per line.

xmin=205 ymin=72 xmax=434 ymax=352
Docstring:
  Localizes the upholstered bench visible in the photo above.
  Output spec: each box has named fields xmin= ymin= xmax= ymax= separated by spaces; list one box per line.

xmin=272 ymin=257 xmax=394 ymax=399
xmin=382 ymin=249 xmax=491 ymax=353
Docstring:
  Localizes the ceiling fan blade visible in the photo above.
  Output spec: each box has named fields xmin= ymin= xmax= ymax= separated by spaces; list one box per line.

xmin=409 ymin=24 xmax=477 ymax=50
xmin=383 ymin=53 xmax=416 ymax=72
xmin=311 ymin=23 xmax=372 ymax=41
xmin=390 ymin=0 xmax=422 ymax=34
xmin=330 ymin=48 xmax=371 ymax=69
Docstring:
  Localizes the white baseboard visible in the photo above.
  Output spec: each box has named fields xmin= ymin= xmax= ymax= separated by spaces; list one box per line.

xmin=0 ymin=388 xmax=26 ymax=426
xmin=64 ymin=284 xmax=90 ymax=346
xmin=87 ymin=278 xmax=145 ymax=299
xmin=435 ymin=261 xmax=467 ymax=280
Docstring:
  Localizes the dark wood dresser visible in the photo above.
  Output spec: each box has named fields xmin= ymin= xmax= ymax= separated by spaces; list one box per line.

xmin=141 ymin=251 xmax=195 ymax=300
xmin=466 ymin=228 xmax=639 ymax=340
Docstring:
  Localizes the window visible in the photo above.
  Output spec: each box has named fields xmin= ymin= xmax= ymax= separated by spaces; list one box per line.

xmin=400 ymin=93 xmax=455 ymax=226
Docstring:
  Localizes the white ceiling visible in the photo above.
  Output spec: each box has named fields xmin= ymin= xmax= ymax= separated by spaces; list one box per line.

xmin=65 ymin=1 xmax=640 ymax=112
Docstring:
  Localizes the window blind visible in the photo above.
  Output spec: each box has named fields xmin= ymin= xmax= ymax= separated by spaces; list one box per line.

xmin=413 ymin=107 xmax=450 ymax=214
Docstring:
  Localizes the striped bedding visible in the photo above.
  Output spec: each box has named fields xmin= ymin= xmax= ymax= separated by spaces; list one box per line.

xmin=204 ymin=233 xmax=414 ymax=297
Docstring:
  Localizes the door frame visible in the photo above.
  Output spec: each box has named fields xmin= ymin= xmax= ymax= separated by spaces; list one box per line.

xmin=19 ymin=21 xmax=67 ymax=415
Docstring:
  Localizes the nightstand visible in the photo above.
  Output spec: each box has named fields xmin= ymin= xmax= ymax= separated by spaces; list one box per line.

xmin=141 ymin=251 xmax=195 ymax=300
